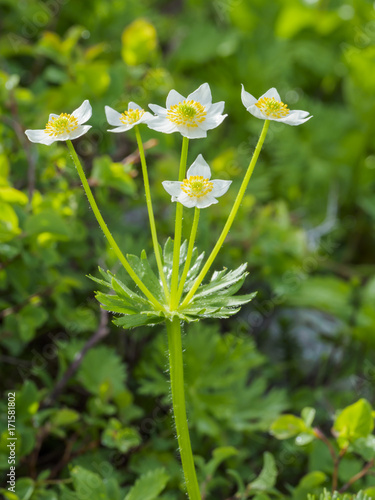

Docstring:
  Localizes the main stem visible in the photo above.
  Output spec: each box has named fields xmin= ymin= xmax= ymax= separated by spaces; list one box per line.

xmin=66 ymin=140 xmax=163 ymax=310
xmin=134 ymin=126 xmax=170 ymax=301
xmin=170 ymin=137 xmax=189 ymax=308
xmin=166 ymin=317 xmax=201 ymax=500
xmin=181 ymin=120 xmax=270 ymax=308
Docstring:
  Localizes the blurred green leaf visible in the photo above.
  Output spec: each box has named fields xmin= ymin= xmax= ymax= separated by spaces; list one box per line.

xmin=0 ymin=201 xmax=21 ymax=242
xmin=70 ymin=466 xmax=108 ymax=500
xmin=302 ymin=407 xmax=316 ymax=428
xmin=78 ymin=346 xmax=127 ymax=399
xmin=293 ymin=471 xmax=327 ymax=500
xmin=333 ymin=399 xmax=374 ymax=449
xmin=16 ymin=381 xmax=40 ymax=421
xmin=270 ymin=414 xmax=307 ymax=440
xmin=122 ymin=18 xmax=158 ymax=66
xmin=0 ymin=187 xmax=28 ymax=205
xmin=204 ymin=446 xmax=238 ymax=478
xmin=25 ymin=212 xmax=70 ymax=238
xmin=248 ymin=452 xmax=277 ymax=492
xmin=124 ymin=468 xmax=169 ymax=500
xmin=101 ymin=418 xmax=141 ymax=453
xmin=90 ymin=155 xmax=136 ymax=195
xmin=50 ymin=408 xmax=80 ymax=428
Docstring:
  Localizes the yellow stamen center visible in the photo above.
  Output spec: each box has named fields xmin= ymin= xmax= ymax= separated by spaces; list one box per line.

xmin=167 ymin=100 xmax=206 ymax=128
xmin=181 ymin=176 xmax=213 ymax=198
xmin=120 ymin=108 xmax=144 ymax=125
xmin=45 ymin=113 xmax=79 ymax=137
xmin=255 ymin=97 xmax=289 ymax=118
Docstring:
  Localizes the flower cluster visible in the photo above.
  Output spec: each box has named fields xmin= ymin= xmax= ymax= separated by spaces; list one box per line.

xmin=25 ymin=84 xmax=312 ymax=208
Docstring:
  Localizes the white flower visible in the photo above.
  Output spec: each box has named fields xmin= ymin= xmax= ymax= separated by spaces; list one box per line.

xmin=148 ymin=83 xmax=227 ymax=139
xmin=105 ymin=102 xmax=153 ymax=133
xmin=25 ymin=100 xmax=92 ymax=145
xmin=162 ymin=154 xmax=231 ymax=209
xmin=241 ymin=86 xmax=312 ymax=126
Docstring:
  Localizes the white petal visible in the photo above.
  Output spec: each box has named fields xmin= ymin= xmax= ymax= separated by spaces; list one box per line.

xmin=49 ymin=113 xmax=59 ymax=121
xmin=147 ymin=116 xmax=177 ymax=134
xmin=196 ymin=195 xmax=218 ymax=209
xmin=105 ymin=106 xmax=123 ymax=126
xmin=177 ymin=192 xmax=196 ymax=208
xmin=107 ymin=125 xmax=131 ymax=133
xmin=68 ymin=125 xmax=92 ymax=140
xmin=72 ymin=100 xmax=92 ymax=124
xmin=241 ymin=85 xmax=257 ymax=109
xmin=166 ymin=89 xmax=186 ymax=108
xmin=205 ymin=101 xmax=225 ymax=117
xmin=148 ymin=103 xmax=168 ymax=117
xmin=162 ymin=181 xmax=182 ymax=197
xmin=186 ymin=154 xmax=211 ymax=179
xmin=177 ymin=125 xmax=207 ymax=139
xmin=278 ymin=112 xmax=313 ymax=126
xmin=259 ymin=88 xmax=281 ymax=101
xmin=187 ymin=83 xmax=212 ymax=107
xmin=211 ymin=179 xmax=232 ymax=197
xmin=199 ymin=113 xmax=227 ymax=131
xmin=25 ymin=129 xmax=56 ymax=145
xmin=138 ymin=111 xmax=154 ymax=125
xmin=288 ymin=109 xmax=310 ymax=119
xmin=246 ymin=104 xmax=268 ymax=120
xmin=128 ymin=101 xmax=143 ymax=111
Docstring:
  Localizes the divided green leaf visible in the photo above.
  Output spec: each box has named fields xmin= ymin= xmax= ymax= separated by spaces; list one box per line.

xmin=89 ymin=240 xmax=256 ymax=329
xmin=124 ymin=468 xmax=169 ymax=500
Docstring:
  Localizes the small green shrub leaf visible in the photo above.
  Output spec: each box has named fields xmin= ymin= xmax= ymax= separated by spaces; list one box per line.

xmin=249 ymin=452 xmax=277 ymax=491
xmin=270 ymin=414 xmax=307 ymax=439
xmin=124 ymin=468 xmax=169 ymax=500
xmin=333 ymin=399 xmax=374 ymax=448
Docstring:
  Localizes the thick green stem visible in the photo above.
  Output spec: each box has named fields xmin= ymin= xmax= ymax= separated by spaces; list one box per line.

xmin=174 ymin=208 xmax=200 ymax=307
xmin=166 ymin=317 xmax=201 ymax=500
xmin=66 ymin=140 xmax=163 ymax=310
xmin=181 ymin=120 xmax=270 ymax=308
xmin=134 ymin=126 xmax=169 ymax=301
xmin=170 ymin=137 xmax=189 ymax=308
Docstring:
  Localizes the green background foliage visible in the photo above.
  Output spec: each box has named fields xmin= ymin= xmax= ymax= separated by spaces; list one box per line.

xmin=1 ymin=0 xmax=375 ymax=497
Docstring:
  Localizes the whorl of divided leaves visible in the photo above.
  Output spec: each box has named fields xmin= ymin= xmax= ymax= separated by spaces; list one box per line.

xmin=308 ymin=490 xmax=372 ymax=500
xmin=57 ymin=465 xmax=169 ymax=500
xmin=89 ymin=238 xmax=256 ymax=328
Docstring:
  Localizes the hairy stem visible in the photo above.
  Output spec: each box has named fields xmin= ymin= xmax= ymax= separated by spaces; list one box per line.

xmin=166 ymin=317 xmax=201 ymax=500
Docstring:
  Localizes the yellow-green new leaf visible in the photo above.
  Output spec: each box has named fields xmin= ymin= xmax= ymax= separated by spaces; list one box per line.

xmin=333 ymin=399 xmax=374 ymax=449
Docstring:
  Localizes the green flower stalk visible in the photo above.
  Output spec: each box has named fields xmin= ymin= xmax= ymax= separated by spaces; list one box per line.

xmin=175 ymin=207 xmax=200 ymax=305
xmin=66 ymin=140 xmax=163 ymax=311
xmin=180 ymin=119 xmax=270 ymax=308
xmin=134 ymin=125 xmax=170 ymax=300
xmin=170 ymin=136 xmax=189 ymax=309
